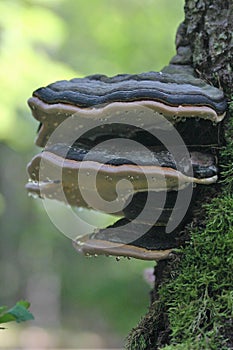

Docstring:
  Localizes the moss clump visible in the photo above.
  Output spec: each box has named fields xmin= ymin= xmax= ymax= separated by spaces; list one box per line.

xmin=159 ymin=106 xmax=233 ymax=349
xmin=126 ymin=301 xmax=170 ymax=350
xmin=128 ymin=334 xmax=147 ymax=350
xmin=160 ymin=195 xmax=233 ymax=349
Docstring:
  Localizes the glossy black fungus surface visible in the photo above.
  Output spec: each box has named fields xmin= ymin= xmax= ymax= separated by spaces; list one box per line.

xmin=33 ymin=72 xmax=227 ymax=115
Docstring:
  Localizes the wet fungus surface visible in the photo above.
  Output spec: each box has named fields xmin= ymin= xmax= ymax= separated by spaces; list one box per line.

xmin=26 ymin=72 xmax=226 ymax=260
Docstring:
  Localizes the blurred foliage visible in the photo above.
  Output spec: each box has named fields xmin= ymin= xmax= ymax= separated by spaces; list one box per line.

xmin=0 ymin=301 xmax=34 ymax=326
xmin=57 ymin=0 xmax=184 ymax=75
xmin=0 ymin=0 xmax=75 ymax=149
xmin=0 ymin=0 xmax=184 ymax=347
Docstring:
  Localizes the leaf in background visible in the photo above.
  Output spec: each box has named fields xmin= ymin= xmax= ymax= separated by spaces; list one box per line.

xmin=16 ymin=300 xmax=31 ymax=309
xmin=0 ymin=313 xmax=15 ymax=324
xmin=0 ymin=301 xmax=34 ymax=325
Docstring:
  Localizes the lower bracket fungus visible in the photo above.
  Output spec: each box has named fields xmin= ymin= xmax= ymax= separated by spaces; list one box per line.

xmin=26 ymin=71 xmax=226 ymax=260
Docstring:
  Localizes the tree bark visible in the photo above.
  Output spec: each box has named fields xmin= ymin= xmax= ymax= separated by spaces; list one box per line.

xmin=126 ymin=1 xmax=233 ymax=349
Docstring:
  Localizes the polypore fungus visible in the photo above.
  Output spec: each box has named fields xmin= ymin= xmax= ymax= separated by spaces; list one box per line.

xmin=26 ymin=71 xmax=226 ymax=260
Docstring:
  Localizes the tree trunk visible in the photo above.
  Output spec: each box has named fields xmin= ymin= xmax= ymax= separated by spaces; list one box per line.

xmin=126 ymin=1 xmax=233 ymax=349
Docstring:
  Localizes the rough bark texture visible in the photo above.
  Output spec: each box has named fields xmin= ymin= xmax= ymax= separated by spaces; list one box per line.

xmin=172 ymin=0 xmax=232 ymax=97
xmin=126 ymin=1 xmax=233 ymax=349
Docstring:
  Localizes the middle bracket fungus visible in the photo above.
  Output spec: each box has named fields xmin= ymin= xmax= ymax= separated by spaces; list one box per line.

xmin=26 ymin=71 xmax=227 ymax=260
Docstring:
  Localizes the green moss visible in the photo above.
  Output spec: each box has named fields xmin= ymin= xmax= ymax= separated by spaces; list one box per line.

xmin=159 ymin=196 xmax=233 ymax=348
xmin=129 ymin=334 xmax=147 ymax=350
xmin=158 ymin=107 xmax=233 ymax=349
xmin=125 ymin=301 xmax=167 ymax=350
xmin=162 ymin=338 xmax=222 ymax=350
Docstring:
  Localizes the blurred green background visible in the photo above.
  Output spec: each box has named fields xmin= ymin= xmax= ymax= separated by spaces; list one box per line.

xmin=0 ymin=0 xmax=184 ymax=348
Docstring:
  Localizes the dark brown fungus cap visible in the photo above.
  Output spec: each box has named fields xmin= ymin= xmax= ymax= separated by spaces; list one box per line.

xmin=33 ymin=72 xmax=226 ymax=114
xmin=28 ymin=72 xmax=226 ymax=147
xmin=26 ymin=71 xmax=227 ymax=260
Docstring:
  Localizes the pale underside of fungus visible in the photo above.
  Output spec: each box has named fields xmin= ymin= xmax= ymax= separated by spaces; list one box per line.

xmin=26 ymin=72 xmax=226 ymax=260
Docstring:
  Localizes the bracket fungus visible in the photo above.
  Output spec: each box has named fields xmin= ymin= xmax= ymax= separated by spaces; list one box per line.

xmin=26 ymin=71 xmax=227 ymax=260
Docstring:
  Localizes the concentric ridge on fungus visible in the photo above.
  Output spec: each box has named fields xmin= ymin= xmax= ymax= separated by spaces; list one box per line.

xmin=33 ymin=72 xmax=226 ymax=115
xmin=26 ymin=71 xmax=227 ymax=260
xmin=28 ymin=72 xmax=226 ymax=147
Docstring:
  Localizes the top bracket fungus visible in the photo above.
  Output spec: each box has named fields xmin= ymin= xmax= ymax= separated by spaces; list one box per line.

xmin=26 ymin=71 xmax=227 ymax=260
